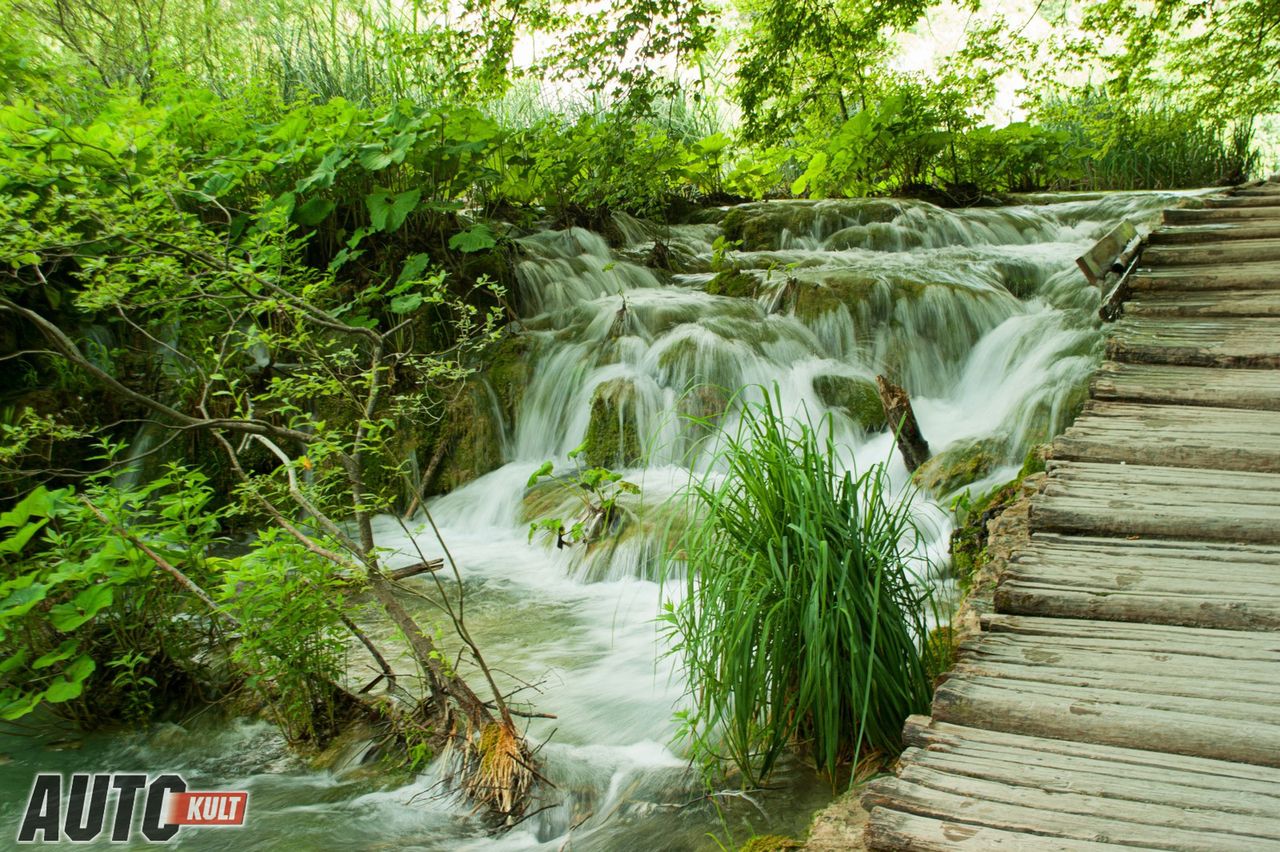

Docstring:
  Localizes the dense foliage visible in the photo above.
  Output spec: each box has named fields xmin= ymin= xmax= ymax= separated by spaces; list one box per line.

xmin=0 ymin=0 xmax=1275 ymax=809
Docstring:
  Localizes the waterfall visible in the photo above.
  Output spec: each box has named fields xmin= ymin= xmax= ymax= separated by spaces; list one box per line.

xmin=34 ymin=191 xmax=1191 ymax=851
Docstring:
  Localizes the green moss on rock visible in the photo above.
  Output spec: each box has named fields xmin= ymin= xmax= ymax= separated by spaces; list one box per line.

xmin=582 ymin=379 xmax=642 ymax=468
xmin=483 ymin=332 xmax=537 ymax=427
xmin=912 ymin=436 xmax=1007 ymax=497
xmin=434 ymin=387 xmax=503 ymax=493
xmin=704 ymin=269 xmax=759 ymax=298
xmin=812 ymin=374 xmax=886 ymax=432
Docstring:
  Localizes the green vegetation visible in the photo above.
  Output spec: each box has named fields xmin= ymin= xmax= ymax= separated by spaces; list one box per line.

xmin=662 ymin=393 xmax=948 ymax=786
xmin=0 ymin=0 xmax=1276 ymax=831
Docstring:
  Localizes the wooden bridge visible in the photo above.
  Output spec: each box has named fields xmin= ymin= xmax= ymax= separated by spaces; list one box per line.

xmin=865 ymin=178 xmax=1280 ymax=849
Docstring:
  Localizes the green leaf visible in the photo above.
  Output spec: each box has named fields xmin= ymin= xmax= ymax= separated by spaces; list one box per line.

xmin=0 ymin=649 xmax=28 ymax=674
xmin=32 ymin=640 xmax=77 ymax=670
xmin=49 ymin=584 xmax=113 ymax=632
xmin=389 ymin=293 xmax=424 ymax=314
xmin=0 ymin=582 xmax=48 ymax=618
xmin=448 ymin=224 xmax=497 ymax=253
xmin=0 ymin=517 xmax=47 ymax=554
xmin=292 ymin=197 xmax=335 ymax=226
xmin=0 ymin=691 xmax=41 ymax=720
xmin=526 ymin=461 xmax=554 ymax=487
xmin=64 ymin=654 xmax=95 ymax=684
xmin=365 ymin=189 xmax=421 ymax=233
xmin=395 ymin=253 xmax=433 ymax=287
xmin=43 ymin=676 xmax=82 ymax=703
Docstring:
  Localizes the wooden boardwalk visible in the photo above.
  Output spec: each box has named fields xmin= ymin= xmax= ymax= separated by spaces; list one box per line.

xmin=865 ymin=178 xmax=1280 ymax=850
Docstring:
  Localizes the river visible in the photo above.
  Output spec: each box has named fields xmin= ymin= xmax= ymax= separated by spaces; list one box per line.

xmin=0 ymin=190 xmax=1191 ymax=850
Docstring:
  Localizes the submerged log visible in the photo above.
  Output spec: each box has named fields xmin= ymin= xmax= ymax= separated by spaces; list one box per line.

xmin=876 ymin=375 xmax=930 ymax=473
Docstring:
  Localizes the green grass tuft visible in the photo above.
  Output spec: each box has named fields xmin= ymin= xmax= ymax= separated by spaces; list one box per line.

xmin=662 ymin=389 xmax=949 ymax=786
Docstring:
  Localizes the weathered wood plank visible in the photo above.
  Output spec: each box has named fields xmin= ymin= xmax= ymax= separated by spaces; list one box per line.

xmin=1126 ymin=289 xmax=1280 ymax=317
xmin=1205 ymin=195 xmax=1280 ymax=209
xmin=1142 ymin=237 xmax=1280 ymax=265
xmin=902 ymin=715 xmax=1280 ymax=786
xmin=930 ymin=676 xmax=1280 ymax=767
xmin=1129 ymin=260 xmax=1280 ymax=291
xmin=864 ymin=776 xmax=1266 ymax=850
xmin=1051 ymin=401 xmax=1280 ymax=472
xmin=1107 ymin=316 xmax=1280 ymax=367
xmin=866 ymin=807 xmax=1130 ymax=851
xmin=1076 ymin=220 xmax=1137 ymax=284
xmin=994 ymin=581 xmax=1280 ymax=629
xmin=1147 ymin=222 xmax=1280 ymax=244
xmin=1165 ymin=206 xmax=1280 ymax=224
xmin=1091 ymin=362 xmax=1280 ymax=409
xmin=894 ymin=763 xmax=1280 ymax=840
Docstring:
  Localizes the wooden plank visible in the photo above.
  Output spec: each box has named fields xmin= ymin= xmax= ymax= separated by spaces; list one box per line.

xmin=929 ymin=676 xmax=1280 ymax=767
xmin=903 ymin=715 xmax=1280 ymax=786
xmin=1125 ymin=289 xmax=1280 ymax=317
xmin=1050 ymin=401 xmax=1280 ymax=472
xmin=994 ymin=580 xmax=1280 ymax=629
xmin=1147 ymin=222 xmax=1280 ymax=244
xmin=1142 ymin=237 xmax=1280 ymax=265
xmin=1020 ymin=531 xmax=1280 ymax=566
xmin=955 ymin=644 xmax=1280 ymax=701
xmin=1129 ymin=260 xmax=1280 ymax=292
xmin=1106 ymin=316 xmax=1280 ymax=367
xmin=864 ymin=776 xmax=1266 ymax=850
xmin=1091 ymin=362 xmax=1280 ymax=410
xmin=893 ymin=762 xmax=1280 ymax=840
xmin=866 ymin=807 xmax=1131 ymax=851
xmin=1205 ymin=195 xmax=1280 ymax=209
xmin=1076 ymin=220 xmax=1137 ymax=284
xmin=1165 ymin=206 xmax=1280 ymax=224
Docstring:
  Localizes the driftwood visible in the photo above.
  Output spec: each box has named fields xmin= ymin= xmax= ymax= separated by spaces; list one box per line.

xmin=875 ymin=375 xmax=929 ymax=472
xmin=390 ymin=559 xmax=443 ymax=579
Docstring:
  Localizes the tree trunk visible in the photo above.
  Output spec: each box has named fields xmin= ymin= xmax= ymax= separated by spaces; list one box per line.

xmin=876 ymin=375 xmax=930 ymax=473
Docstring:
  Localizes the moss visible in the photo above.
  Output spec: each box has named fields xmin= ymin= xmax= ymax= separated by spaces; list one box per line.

xmin=925 ymin=624 xmax=957 ymax=681
xmin=434 ymin=386 xmax=503 ymax=493
xmin=912 ymin=436 xmax=1006 ymax=497
xmin=704 ymin=268 xmax=759 ymax=298
xmin=483 ymin=332 xmax=537 ymax=427
xmin=812 ymin=374 xmax=886 ymax=432
xmin=722 ymin=204 xmax=820 ymax=251
xmin=791 ymin=271 xmax=932 ymax=321
xmin=739 ymin=836 xmax=799 ymax=852
xmin=581 ymin=379 xmax=642 ymax=468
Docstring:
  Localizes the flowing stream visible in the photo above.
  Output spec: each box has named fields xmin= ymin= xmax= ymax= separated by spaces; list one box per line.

xmin=0 ymin=191 xmax=1191 ymax=850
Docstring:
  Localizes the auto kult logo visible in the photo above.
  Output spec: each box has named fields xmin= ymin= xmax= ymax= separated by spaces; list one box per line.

xmin=17 ymin=773 xmax=247 ymax=843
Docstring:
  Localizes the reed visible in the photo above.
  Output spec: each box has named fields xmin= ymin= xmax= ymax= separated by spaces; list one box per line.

xmin=663 ymin=391 xmax=948 ymax=786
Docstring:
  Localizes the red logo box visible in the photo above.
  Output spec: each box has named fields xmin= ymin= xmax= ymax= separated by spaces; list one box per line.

xmin=167 ymin=792 xmax=249 ymax=826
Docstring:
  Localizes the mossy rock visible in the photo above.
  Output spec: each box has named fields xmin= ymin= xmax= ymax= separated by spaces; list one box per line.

xmin=722 ymin=203 xmax=821 ymax=251
xmin=913 ymin=436 xmax=1007 ymax=497
xmin=791 ymin=271 xmax=932 ymax=321
xmin=812 ymin=374 xmax=886 ymax=432
xmin=433 ymin=386 xmax=503 ymax=493
xmin=705 ymin=268 xmax=759 ymax=299
xmin=582 ymin=378 xmax=642 ymax=468
xmin=483 ymin=332 xmax=537 ymax=427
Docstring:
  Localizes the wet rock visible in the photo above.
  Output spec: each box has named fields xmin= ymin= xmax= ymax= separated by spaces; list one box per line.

xmin=812 ymin=375 xmax=886 ymax=432
xmin=433 ymin=387 xmax=504 ymax=493
xmin=704 ymin=269 xmax=759 ymax=299
xmin=149 ymin=722 xmax=189 ymax=749
xmin=582 ymin=379 xmax=642 ymax=468
xmin=912 ymin=436 xmax=1007 ymax=496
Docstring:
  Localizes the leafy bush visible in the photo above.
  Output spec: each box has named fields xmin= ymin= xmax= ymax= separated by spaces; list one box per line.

xmin=662 ymin=392 xmax=948 ymax=785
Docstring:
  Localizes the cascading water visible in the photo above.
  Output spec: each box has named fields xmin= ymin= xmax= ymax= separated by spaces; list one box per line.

xmin=1 ymin=191 xmax=1196 ymax=850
